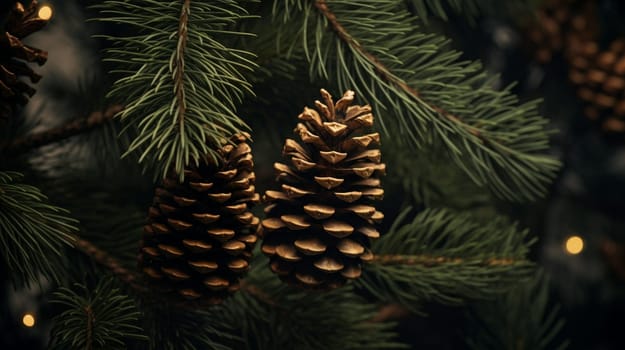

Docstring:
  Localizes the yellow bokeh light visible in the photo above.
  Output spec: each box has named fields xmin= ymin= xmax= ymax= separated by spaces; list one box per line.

xmin=565 ymin=235 xmax=584 ymax=255
xmin=38 ymin=5 xmax=53 ymax=20
xmin=22 ymin=313 xmax=35 ymax=328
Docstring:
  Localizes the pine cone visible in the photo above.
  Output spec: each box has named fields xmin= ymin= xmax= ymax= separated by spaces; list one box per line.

xmin=261 ymin=89 xmax=385 ymax=290
xmin=0 ymin=1 xmax=48 ymax=120
xmin=524 ymin=0 xmax=597 ymax=64
xmin=566 ymin=38 xmax=625 ymax=132
xmin=139 ymin=133 xmax=261 ymax=304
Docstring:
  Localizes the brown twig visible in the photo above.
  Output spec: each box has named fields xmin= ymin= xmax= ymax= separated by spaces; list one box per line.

xmin=72 ymin=235 xmax=282 ymax=307
xmin=372 ymin=254 xmax=519 ymax=266
xmin=72 ymin=236 xmax=146 ymax=293
xmin=3 ymin=104 xmax=123 ymax=154
xmin=369 ymin=303 xmax=411 ymax=323
xmin=312 ymin=0 xmax=482 ymax=139
xmin=240 ymin=281 xmax=281 ymax=308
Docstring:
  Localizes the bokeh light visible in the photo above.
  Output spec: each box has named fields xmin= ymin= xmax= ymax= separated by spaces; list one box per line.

xmin=565 ymin=235 xmax=584 ymax=255
xmin=38 ymin=5 xmax=53 ymax=20
xmin=22 ymin=313 xmax=35 ymax=328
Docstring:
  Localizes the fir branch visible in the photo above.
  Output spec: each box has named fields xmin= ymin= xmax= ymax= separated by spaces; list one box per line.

xmin=314 ymin=0 xmax=482 ymax=138
xmin=383 ymin=137 xmax=492 ymax=208
xmin=0 ymin=171 xmax=77 ymax=287
xmin=72 ymin=236 xmax=144 ymax=293
xmin=272 ymin=0 xmax=560 ymax=201
xmin=49 ymin=277 xmax=146 ymax=350
xmin=2 ymin=104 xmax=123 ymax=155
xmin=94 ymin=1 xmax=257 ymax=180
xmin=219 ymin=256 xmax=406 ymax=350
xmin=466 ymin=270 xmax=569 ymax=350
xmin=43 ymin=179 xmax=150 ymax=267
xmin=69 ymin=227 xmax=402 ymax=349
xmin=141 ymin=302 xmax=239 ymax=350
xmin=72 ymin=234 xmax=281 ymax=309
xmin=358 ymin=207 xmax=534 ymax=310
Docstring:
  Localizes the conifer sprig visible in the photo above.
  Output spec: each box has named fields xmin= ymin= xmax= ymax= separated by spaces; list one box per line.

xmin=466 ymin=271 xmax=569 ymax=350
xmin=218 ymin=257 xmax=406 ymax=350
xmin=93 ymin=1 xmax=257 ymax=179
xmin=49 ymin=278 xmax=146 ymax=350
xmin=359 ymin=207 xmax=534 ymax=310
xmin=0 ymin=171 xmax=76 ymax=287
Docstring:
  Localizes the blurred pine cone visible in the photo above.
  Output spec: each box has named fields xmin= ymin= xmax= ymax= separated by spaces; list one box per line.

xmin=0 ymin=1 xmax=48 ymax=120
xmin=525 ymin=0 xmax=597 ymax=64
xmin=567 ymin=38 xmax=625 ymax=132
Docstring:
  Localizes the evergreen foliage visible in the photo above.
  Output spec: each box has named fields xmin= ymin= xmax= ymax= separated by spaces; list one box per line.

xmin=49 ymin=277 xmax=146 ymax=349
xmin=383 ymin=142 xmax=491 ymax=208
xmin=217 ymin=257 xmax=404 ymax=350
xmin=360 ymin=207 xmax=534 ymax=310
xmin=93 ymin=0 xmax=256 ymax=179
xmin=466 ymin=271 xmax=568 ymax=350
xmin=270 ymin=0 xmax=559 ymax=201
xmin=0 ymin=0 xmax=569 ymax=348
xmin=0 ymin=171 xmax=76 ymax=287
xmin=140 ymin=302 xmax=239 ymax=350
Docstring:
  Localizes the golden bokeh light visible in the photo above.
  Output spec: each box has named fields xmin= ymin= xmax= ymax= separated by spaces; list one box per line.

xmin=22 ymin=313 xmax=35 ymax=328
xmin=38 ymin=5 xmax=53 ymax=20
xmin=565 ymin=235 xmax=584 ymax=255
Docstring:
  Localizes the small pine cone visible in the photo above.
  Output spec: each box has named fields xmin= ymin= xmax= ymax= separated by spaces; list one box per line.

xmin=566 ymin=38 xmax=625 ymax=131
xmin=261 ymin=89 xmax=385 ymax=290
xmin=0 ymin=1 xmax=49 ymax=120
xmin=139 ymin=133 xmax=261 ymax=304
xmin=524 ymin=0 xmax=597 ymax=64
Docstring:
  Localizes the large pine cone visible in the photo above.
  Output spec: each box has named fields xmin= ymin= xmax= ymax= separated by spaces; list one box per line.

xmin=1 ymin=1 xmax=48 ymax=120
xmin=139 ymin=133 xmax=260 ymax=304
xmin=261 ymin=89 xmax=385 ymax=290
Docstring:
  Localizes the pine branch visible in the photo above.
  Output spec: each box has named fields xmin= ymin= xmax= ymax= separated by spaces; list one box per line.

xmin=383 ymin=140 xmax=492 ymax=208
xmin=72 ymin=236 xmax=144 ymax=293
xmin=358 ymin=207 xmax=534 ymax=310
xmin=272 ymin=0 xmax=560 ymax=201
xmin=466 ymin=270 xmax=569 ymax=350
xmin=43 ymin=179 xmax=149 ymax=267
xmin=94 ymin=1 xmax=257 ymax=180
xmin=141 ymin=302 xmax=239 ymax=350
xmin=72 ymin=234 xmax=281 ymax=309
xmin=314 ymin=0 xmax=482 ymax=139
xmin=218 ymin=257 xmax=407 ymax=350
xmin=0 ymin=171 xmax=77 ymax=287
xmin=49 ymin=277 xmax=146 ymax=350
xmin=2 ymin=104 xmax=123 ymax=154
